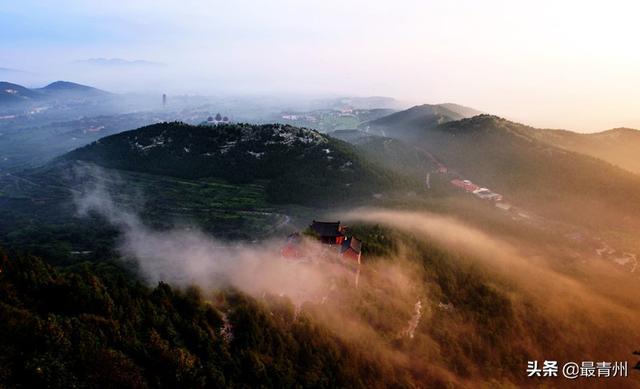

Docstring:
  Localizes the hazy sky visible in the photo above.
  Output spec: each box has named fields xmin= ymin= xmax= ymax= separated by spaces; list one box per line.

xmin=1 ymin=0 xmax=639 ymax=131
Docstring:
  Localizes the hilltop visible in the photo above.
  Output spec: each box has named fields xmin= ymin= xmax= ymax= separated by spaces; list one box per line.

xmin=362 ymin=103 xmax=471 ymax=137
xmin=38 ymin=80 xmax=108 ymax=95
xmin=0 ymin=81 xmax=41 ymax=103
xmin=62 ymin=122 xmax=406 ymax=205
xmin=0 ymin=121 xmax=413 ymax=259
xmin=0 ymin=80 xmax=109 ymax=105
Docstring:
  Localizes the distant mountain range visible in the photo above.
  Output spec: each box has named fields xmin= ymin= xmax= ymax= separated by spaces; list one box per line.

xmin=0 ymin=80 xmax=110 ymax=104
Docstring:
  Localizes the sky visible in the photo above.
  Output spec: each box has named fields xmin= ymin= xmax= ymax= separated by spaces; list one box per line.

xmin=1 ymin=0 xmax=640 ymax=131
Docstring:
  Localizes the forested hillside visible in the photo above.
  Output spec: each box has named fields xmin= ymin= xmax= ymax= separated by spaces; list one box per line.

xmin=63 ymin=122 xmax=408 ymax=205
xmin=2 ymin=214 xmax=639 ymax=388
xmin=365 ymin=112 xmax=640 ymax=231
xmin=0 ymin=249 xmax=413 ymax=388
xmin=430 ymin=116 xmax=640 ymax=225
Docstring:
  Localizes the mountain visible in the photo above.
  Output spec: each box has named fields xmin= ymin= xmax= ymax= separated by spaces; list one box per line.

xmin=0 ymin=121 xmax=413 ymax=259
xmin=0 ymin=81 xmax=110 ymax=105
xmin=0 ymin=81 xmax=41 ymax=103
xmin=62 ymin=122 xmax=406 ymax=205
xmin=37 ymin=81 xmax=110 ymax=99
xmin=362 ymin=104 xmax=468 ymax=137
xmin=363 ymin=106 xmax=640 ymax=232
xmin=400 ymin=115 xmax=640 ymax=228
xmin=529 ymin=127 xmax=640 ymax=174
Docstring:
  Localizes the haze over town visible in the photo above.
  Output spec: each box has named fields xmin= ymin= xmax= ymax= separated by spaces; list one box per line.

xmin=2 ymin=0 xmax=640 ymax=131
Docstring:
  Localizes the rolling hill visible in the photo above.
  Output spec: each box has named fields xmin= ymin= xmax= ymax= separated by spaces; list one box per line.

xmin=38 ymin=80 xmax=109 ymax=98
xmin=362 ymin=103 xmax=469 ymax=137
xmin=365 ymin=111 xmax=640 ymax=231
xmin=529 ymin=127 xmax=640 ymax=174
xmin=0 ymin=80 xmax=110 ymax=105
xmin=0 ymin=121 xmax=415 ymax=261
xmin=0 ymin=82 xmax=41 ymax=104
xmin=62 ymin=122 xmax=407 ymax=205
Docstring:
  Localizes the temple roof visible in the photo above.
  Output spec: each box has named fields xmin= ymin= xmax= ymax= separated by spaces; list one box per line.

xmin=310 ymin=220 xmax=343 ymax=237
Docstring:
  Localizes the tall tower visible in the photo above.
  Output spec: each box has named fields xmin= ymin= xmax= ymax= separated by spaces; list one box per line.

xmin=162 ymin=93 xmax=167 ymax=107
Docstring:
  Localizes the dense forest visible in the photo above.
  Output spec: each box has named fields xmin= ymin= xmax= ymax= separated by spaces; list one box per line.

xmin=0 ymin=248 xmax=413 ymax=388
xmin=2 ymin=217 xmax=638 ymax=388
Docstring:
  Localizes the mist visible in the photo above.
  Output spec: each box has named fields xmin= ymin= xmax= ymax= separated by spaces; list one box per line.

xmin=74 ymin=169 xmax=329 ymax=304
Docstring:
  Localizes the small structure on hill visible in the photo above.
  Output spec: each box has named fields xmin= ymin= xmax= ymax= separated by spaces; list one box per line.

xmin=310 ymin=220 xmax=346 ymax=245
xmin=341 ymin=236 xmax=362 ymax=264
xmin=205 ymin=113 xmax=231 ymax=125
xmin=282 ymin=220 xmax=364 ymax=286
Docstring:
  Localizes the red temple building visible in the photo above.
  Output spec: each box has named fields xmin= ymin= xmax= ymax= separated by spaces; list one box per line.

xmin=309 ymin=220 xmax=346 ymax=245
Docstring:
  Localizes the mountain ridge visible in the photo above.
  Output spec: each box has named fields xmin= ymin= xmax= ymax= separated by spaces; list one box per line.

xmin=357 ymin=108 xmax=640 ymax=230
xmin=0 ymin=80 xmax=109 ymax=104
xmin=61 ymin=121 xmax=409 ymax=205
xmin=527 ymin=126 xmax=640 ymax=174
